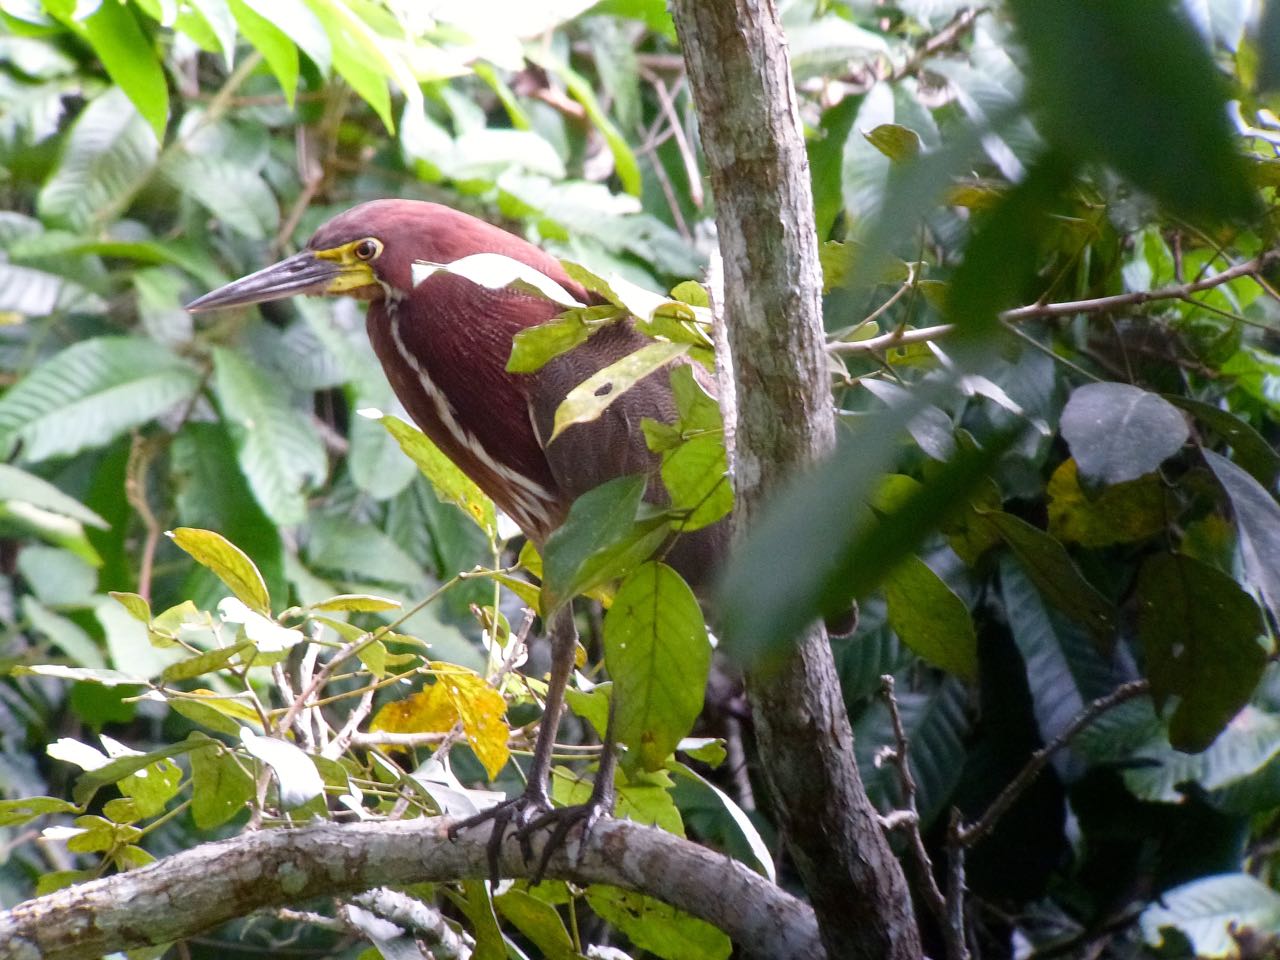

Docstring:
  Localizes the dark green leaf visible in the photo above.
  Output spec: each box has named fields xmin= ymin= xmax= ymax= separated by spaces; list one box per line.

xmin=160 ymin=641 xmax=252 ymax=683
xmin=987 ymin=512 xmax=1116 ymax=640
xmin=1007 ymin=0 xmax=1255 ymax=222
xmin=542 ymin=475 xmax=669 ymax=610
xmin=1166 ymin=396 xmax=1280 ymax=488
xmin=1138 ymin=552 xmax=1266 ymax=752
xmin=719 ymin=410 xmax=1012 ymax=671
xmin=493 ymin=889 xmax=575 ymax=960
xmin=1204 ymin=450 xmax=1280 ymax=622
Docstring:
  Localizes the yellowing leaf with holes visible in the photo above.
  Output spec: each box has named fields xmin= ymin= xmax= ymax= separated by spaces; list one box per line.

xmin=551 ymin=342 xmax=690 ymax=441
xmin=370 ymin=665 xmax=509 ymax=779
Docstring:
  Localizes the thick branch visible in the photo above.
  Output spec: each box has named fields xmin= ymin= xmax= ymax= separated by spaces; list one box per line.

xmin=0 ymin=818 xmax=818 ymax=960
xmin=669 ymin=2 xmax=921 ymax=958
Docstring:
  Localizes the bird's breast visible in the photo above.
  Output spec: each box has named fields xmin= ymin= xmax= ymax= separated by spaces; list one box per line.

xmin=366 ymin=291 xmax=566 ymax=540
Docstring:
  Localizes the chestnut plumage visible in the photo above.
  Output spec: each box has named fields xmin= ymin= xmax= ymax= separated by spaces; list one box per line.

xmin=187 ymin=199 xmax=727 ymax=872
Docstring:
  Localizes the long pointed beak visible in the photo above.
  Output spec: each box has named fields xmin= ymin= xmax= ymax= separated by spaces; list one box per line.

xmin=185 ymin=251 xmax=342 ymax=313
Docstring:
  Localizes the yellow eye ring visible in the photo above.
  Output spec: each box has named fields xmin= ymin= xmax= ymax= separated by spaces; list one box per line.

xmin=353 ymin=238 xmax=382 ymax=261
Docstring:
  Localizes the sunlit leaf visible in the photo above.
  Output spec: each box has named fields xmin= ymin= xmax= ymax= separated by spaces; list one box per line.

xmin=604 ymin=562 xmax=710 ymax=771
xmin=551 ymin=341 xmax=690 ymax=441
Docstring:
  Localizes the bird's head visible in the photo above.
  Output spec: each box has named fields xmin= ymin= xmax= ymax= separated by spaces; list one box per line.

xmin=186 ymin=199 xmax=562 ymax=314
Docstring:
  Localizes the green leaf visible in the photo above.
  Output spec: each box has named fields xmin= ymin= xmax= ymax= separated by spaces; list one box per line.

xmin=309 ymin=593 xmax=402 ymax=613
xmin=304 ymin=0 xmax=392 ymax=130
xmin=507 ymin=309 xmax=604 ymax=374
xmin=109 ymin=591 xmax=151 ymax=623
xmin=62 ymin=3 xmax=168 ymax=140
xmin=189 ymin=735 xmax=254 ymax=829
xmin=159 ymin=150 xmax=279 ymax=240
xmin=883 ymin=555 xmax=978 ymax=681
xmin=1060 ymin=383 xmax=1189 ymax=486
xmin=1007 ymin=0 xmax=1255 ymax=223
xmin=493 ymin=889 xmax=575 ymax=960
xmin=160 ymin=641 xmax=252 ymax=683
xmin=864 ymin=123 xmax=922 ymax=162
xmin=72 ymin=739 xmax=214 ymax=806
xmin=585 ymin=887 xmax=731 ymax=960
xmin=541 ymin=474 xmax=669 ymax=610
xmin=120 ymin=756 xmax=182 ymax=818
xmin=986 ymin=512 xmax=1115 ymax=640
xmin=1137 ymin=552 xmax=1266 ymax=752
xmin=0 ymin=260 xmax=104 ymax=317
xmin=212 ymin=347 xmax=328 ymax=527
xmin=1046 ymin=459 xmax=1168 ymax=547
xmin=241 ymin=0 xmax=330 ymax=72
xmin=604 ymin=562 xmax=711 ymax=771
xmin=551 ymin=341 xmax=690 ymax=441
xmin=168 ymin=527 xmax=271 ymax=616
xmin=228 ymin=0 xmax=298 ymax=103
xmin=363 ymin=410 xmax=497 ymax=538
xmin=1166 ymin=396 xmax=1280 ymax=489
xmin=668 ymin=761 xmax=774 ymax=881
xmin=0 ymin=336 xmax=199 ymax=462
xmin=719 ymin=408 xmax=1013 ymax=671
xmin=0 ymin=796 xmax=79 ymax=827
xmin=1204 ymin=450 xmax=1280 ymax=623
xmin=37 ymin=87 xmax=158 ymax=231
xmin=527 ymin=48 xmax=641 ymax=196
xmin=1141 ymin=874 xmax=1280 ymax=957
xmin=660 ymin=432 xmax=732 ymax=532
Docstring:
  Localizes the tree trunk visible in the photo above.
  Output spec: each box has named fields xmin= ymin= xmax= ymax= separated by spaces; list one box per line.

xmin=669 ymin=2 xmax=923 ymax=958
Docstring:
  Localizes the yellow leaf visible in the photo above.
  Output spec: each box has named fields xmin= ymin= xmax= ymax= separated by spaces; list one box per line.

xmin=369 ymin=665 xmax=510 ymax=780
xmin=1047 ymin=459 xmax=1167 ymax=547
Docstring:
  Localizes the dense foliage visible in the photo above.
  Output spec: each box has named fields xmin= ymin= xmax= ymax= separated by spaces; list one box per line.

xmin=2 ymin=0 xmax=1280 ymax=957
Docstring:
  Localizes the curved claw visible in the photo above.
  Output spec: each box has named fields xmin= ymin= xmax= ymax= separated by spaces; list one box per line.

xmin=447 ymin=790 xmax=553 ymax=884
xmin=515 ymin=794 xmax=612 ymax=885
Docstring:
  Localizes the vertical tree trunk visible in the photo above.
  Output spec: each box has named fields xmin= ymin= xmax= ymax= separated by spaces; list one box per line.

xmin=669 ymin=2 xmax=923 ymax=958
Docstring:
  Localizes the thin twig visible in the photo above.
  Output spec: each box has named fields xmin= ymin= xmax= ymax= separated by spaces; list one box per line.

xmin=957 ymin=679 xmax=1149 ymax=847
xmin=829 ymin=248 xmax=1280 ymax=355
xmin=891 ymin=7 xmax=987 ymax=82
xmin=878 ymin=676 xmax=951 ymax=943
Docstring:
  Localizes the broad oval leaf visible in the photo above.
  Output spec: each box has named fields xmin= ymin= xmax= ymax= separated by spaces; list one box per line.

xmin=604 ymin=561 xmax=711 ymax=771
xmin=1138 ymin=552 xmax=1266 ymax=752
xmin=1141 ymin=874 xmax=1280 ymax=958
xmin=1061 ymin=382 xmax=1189 ymax=485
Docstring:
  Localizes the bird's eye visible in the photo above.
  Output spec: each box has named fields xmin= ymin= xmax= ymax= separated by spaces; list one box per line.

xmin=353 ymin=238 xmax=381 ymax=261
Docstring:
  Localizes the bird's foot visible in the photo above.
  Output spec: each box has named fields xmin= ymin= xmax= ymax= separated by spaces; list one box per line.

xmin=447 ymin=788 xmax=553 ymax=884
xmin=515 ymin=781 xmax=615 ymax=885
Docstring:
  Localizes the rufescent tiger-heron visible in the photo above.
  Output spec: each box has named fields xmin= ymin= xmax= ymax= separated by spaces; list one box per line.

xmin=186 ymin=199 xmax=728 ymax=874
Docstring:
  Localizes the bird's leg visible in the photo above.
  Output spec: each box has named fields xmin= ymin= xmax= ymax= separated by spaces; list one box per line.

xmin=447 ymin=603 xmax=577 ymax=880
xmin=517 ymin=680 xmax=619 ymax=884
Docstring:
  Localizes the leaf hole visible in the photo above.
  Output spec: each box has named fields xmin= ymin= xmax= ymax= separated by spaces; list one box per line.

xmin=594 ymin=382 xmax=613 ymax=397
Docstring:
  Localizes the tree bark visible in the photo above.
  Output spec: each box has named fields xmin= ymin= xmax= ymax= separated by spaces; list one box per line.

xmin=668 ymin=2 xmax=923 ymax=958
xmin=0 ymin=818 xmax=818 ymax=960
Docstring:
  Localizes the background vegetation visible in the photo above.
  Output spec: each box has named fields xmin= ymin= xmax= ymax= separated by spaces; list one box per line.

xmin=2 ymin=0 xmax=1280 ymax=957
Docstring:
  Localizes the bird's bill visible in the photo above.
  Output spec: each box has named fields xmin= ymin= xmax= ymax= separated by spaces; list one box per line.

xmin=184 ymin=249 xmax=373 ymax=313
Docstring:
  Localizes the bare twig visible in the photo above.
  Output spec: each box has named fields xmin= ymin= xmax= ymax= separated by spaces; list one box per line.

xmin=957 ymin=679 xmax=1149 ymax=847
xmin=829 ymin=248 xmax=1280 ymax=355
xmin=891 ymin=7 xmax=987 ymax=82
xmin=879 ymin=676 xmax=953 ymax=952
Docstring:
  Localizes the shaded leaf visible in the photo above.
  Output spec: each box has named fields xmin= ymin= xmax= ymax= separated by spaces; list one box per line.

xmin=586 ymin=886 xmax=731 ymax=960
xmin=1047 ymin=459 xmax=1167 ymax=547
xmin=1138 ymin=552 xmax=1266 ymax=752
xmin=1166 ymin=395 xmax=1280 ymax=488
xmin=1141 ymin=874 xmax=1280 ymax=958
xmin=189 ymin=734 xmax=255 ymax=829
xmin=884 ymin=554 xmax=978 ymax=680
xmin=541 ymin=475 xmax=669 ymax=610
xmin=1061 ymin=382 xmax=1189 ymax=485
xmin=1204 ymin=450 xmax=1280 ymax=622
